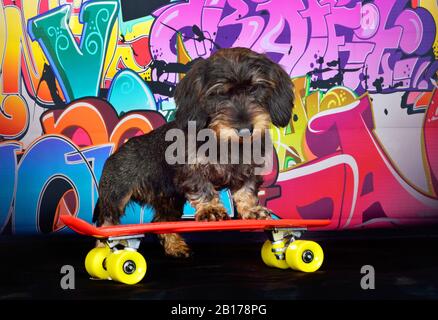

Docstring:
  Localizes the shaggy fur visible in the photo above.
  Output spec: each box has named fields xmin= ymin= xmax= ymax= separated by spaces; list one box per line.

xmin=94 ymin=47 xmax=294 ymax=257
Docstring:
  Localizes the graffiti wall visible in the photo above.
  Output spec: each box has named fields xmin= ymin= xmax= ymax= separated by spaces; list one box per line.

xmin=1 ymin=0 xmax=437 ymax=234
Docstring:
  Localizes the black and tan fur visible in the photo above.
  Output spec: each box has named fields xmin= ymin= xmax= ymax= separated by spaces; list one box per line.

xmin=94 ymin=47 xmax=294 ymax=257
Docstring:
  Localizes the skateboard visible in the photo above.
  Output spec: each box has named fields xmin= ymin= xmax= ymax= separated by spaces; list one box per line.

xmin=61 ymin=215 xmax=330 ymax=285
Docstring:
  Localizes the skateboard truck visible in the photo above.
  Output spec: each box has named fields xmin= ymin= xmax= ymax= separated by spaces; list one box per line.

xmin=106 ymin=235 xmax=144 ymax=251
xmin=266 ymin=227 xmax=306 ymax=261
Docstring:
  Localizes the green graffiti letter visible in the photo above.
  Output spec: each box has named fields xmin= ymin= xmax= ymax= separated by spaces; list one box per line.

xmin=28 ymin=1 xmax=118 ymax=102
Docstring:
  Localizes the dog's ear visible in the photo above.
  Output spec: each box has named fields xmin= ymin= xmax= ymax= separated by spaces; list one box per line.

xmin=174 ymin=58 xmax=209 ymax=130
xmin=266 ymin=62 xmax=294 ymax=128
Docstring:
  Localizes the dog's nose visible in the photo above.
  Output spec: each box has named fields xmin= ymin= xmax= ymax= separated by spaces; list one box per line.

xmin=237 ymin=126 xmax=254 ymax=137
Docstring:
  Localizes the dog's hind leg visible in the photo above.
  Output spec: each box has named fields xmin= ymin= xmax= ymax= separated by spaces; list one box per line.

xmin=153 ymin=196 xmax=191 ymax=258
xmin=94 ymin=186 xmax=133 ymax=248
xmin=158 ymin=233 xmax=191 ymax=258
xmin=95 ymin=190 xmax=133 ymax=226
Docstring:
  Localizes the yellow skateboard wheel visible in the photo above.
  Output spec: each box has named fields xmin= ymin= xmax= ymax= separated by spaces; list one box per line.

xmin=106 ymin=250 xmax=147 ymax=285
xmin=285 ymin=240 xmax=324 ymax=272
xmin=261 ymin=240 xmax=289 ymax=269
xmin=85 ymin=246 xmax=111 ymax=280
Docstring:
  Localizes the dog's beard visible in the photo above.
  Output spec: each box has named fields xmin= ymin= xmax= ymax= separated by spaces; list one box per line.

xmin=204 ymin=126 xmax=271 ymax=172
xmin=208 ymin=109 xmax=272 ymax=142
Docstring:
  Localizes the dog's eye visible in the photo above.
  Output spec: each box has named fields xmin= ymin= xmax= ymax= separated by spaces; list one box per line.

xmin=249 ymin=86 xmax=259 ymax=94
xmin=211 ymin=91 xmax=228 ymax=98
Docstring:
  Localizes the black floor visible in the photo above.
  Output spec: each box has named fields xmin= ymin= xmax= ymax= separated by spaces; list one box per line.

xmin=1 ymin=228 xmax=438 ymax=300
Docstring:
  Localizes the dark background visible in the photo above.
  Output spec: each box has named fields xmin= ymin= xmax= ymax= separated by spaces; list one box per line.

xmin=120 ymin=0 xmax=173 ymax=21
xmin=1 ymin=227 xmax=438 ymax=300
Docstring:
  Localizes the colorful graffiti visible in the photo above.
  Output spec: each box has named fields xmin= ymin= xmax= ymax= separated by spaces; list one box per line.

xmin=0 ymin=0 xmax=437 ymax=234
xmin=149 ymin=0 xmax=437 ymax=93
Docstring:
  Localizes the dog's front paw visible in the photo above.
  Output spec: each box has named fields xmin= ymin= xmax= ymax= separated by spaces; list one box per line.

xmin=239 ymin=206 xmax=273 ymax=220
xmin=195 ymin=204 xmax=229 ymax=222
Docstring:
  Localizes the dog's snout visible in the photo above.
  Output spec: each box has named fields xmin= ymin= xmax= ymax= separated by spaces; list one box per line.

xmin=237 ymin=126 xmax=254 ymax=137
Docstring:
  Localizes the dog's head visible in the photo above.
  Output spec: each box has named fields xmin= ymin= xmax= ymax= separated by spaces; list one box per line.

xmin=174 ymin=47 xmax=294 ymax=141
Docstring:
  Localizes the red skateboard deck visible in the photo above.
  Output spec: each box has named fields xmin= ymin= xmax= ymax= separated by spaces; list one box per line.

xmin=61 ymin=215 xmax=330 ymax=239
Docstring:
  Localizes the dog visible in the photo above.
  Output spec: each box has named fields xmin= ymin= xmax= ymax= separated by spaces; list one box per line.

xmin=93 ymin=47 xmax=294 ymax=257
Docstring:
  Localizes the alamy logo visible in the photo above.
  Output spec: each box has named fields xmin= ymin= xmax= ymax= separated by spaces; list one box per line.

xmin=60 ymin=265 xmax=75 ymax=290
xmin=165 ymin=121 xmax=273 ymax=175
xmin=360 ymin=265 xmax=375 ymax=290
